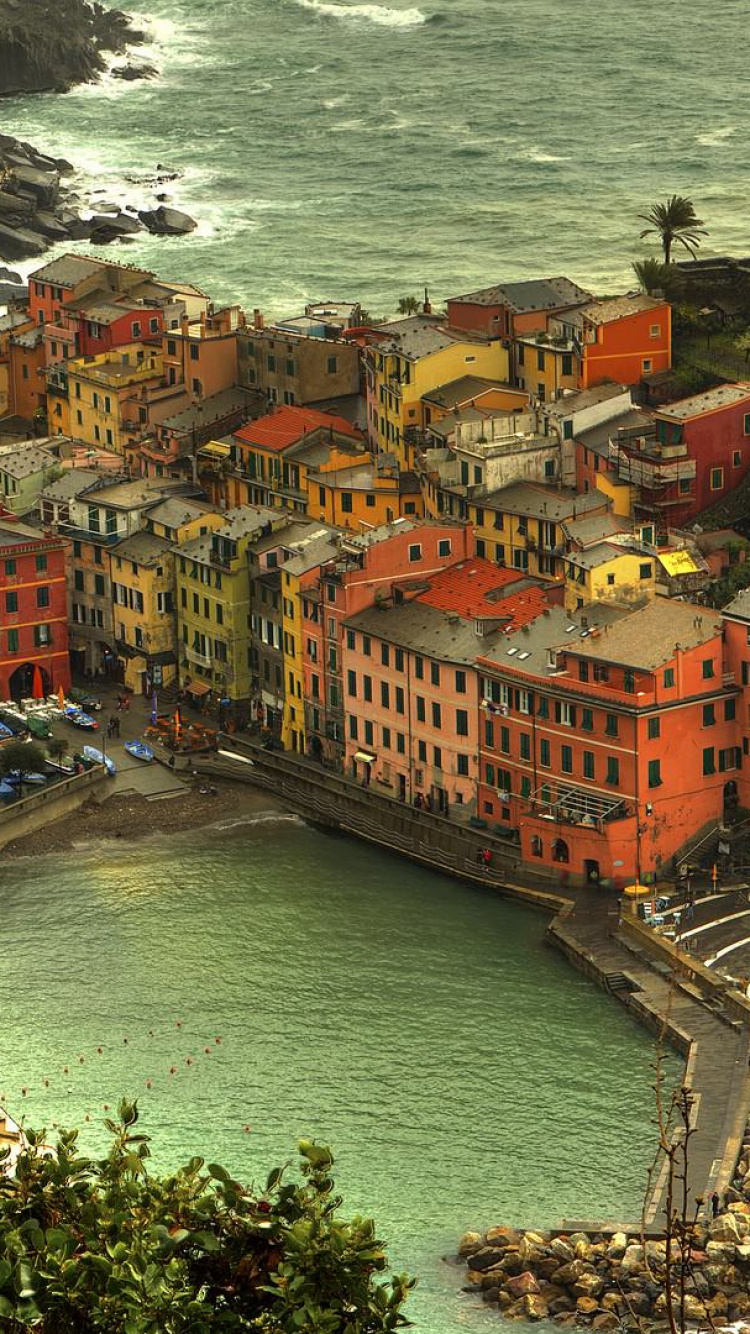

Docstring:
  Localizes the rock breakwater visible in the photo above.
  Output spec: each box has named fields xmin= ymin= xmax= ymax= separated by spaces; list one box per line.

xmin=456 ymin=1123 xmax=750 ymax=1331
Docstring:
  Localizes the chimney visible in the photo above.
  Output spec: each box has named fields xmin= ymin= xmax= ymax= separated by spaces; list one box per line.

xmin=180 ymin=314 xmax=190 ymax=338
xmin=423 ymin=287 xmax=432 ymax=316
xmin=254 ymin=308 xmax=264 ymax=331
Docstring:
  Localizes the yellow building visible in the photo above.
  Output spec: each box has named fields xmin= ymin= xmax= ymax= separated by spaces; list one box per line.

xmin=52 ymin=345 xmax=163 ymax=455
xmin=514 ymin=333 xmax=580 ymax=402
xmin=421 ymin=375 xmax=528 ymax=427
xmin=366 ymin=317 xmax=510 ymax=464
xmin=144 ymin=495 xmax=225 ymax=546
xmin=175 ymin=506 xmax=281 ymax=707
xmin=564 ymin=543 xmax=657 ymax=613
xmin=280 ymin=528 xmax=340 ymax=753
xmin=306 ymin=458 xmax=422 ymax=529
xmin=112 ymin=532 xmax=177 ymax=690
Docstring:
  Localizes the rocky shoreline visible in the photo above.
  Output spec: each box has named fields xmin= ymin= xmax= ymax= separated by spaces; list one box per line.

xmin=0 ymin=0 xmax=148 ymax=97
xmin=455 ymin=1119 xmax=750 ymax=1331
xmin=0 ymin=133 xmax=197 ymax=272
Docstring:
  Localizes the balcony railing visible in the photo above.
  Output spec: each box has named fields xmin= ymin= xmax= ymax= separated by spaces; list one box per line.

xmin=185 ymin=646 xmax=212 ymax=669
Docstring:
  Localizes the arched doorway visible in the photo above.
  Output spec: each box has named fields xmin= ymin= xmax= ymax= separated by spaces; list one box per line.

xmin=552 ymin=837 xmax=569 ymax=864
xmin=9 ymin=663 xmax=50 ymax=702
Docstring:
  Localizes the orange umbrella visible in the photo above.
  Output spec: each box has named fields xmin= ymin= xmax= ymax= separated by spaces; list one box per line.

xmin=31 ymin=666 xmax=45 ymax=700
xmin=57 ymin=685 xmax=65 ymax=710
xmin=173 ymin=707 xmax=182 ymax=740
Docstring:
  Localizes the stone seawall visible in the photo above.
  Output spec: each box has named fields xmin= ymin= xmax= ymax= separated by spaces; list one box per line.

xmin=0 ymin=768 xmax=106 ymax=854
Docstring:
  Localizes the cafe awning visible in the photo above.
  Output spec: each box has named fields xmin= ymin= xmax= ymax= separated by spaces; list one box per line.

xmin=185 ymin=680 xmax=211 ymax=697
xmin=354 ymin=751 xmax=376 ymax=763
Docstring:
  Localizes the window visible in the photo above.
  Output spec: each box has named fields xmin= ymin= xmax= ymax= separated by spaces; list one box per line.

xmin=710 ymin=467 xmax=724 ymax=491
xmin=327 ymin=356 xmax=337 ymax=375
xmin=382 ymin=726 xmax=391 ymax=748
xmin=430 ymin=662 xmax=440 ymax=687
xmin=416 ymin=696 xmax=425 ymax=722
xmin=734 ymin=450 xmax=742 ymax=467
xmin=624 ymin=668 xmax=635 ymax=693
xmin=34 ymin=624 xmax=50 ymax=647
xmin=703 ymin=659 xmax=715 ymax=679
xmin=648 ymin=759 xmax=662 ymax=788
xmin=408 ymin=543 xmax=422 ymax=563
xmin=395 ymin=648 xmax=404 ymax=672
xmin=583 ymin=751 xmax=595 ymax=779
xmin=537 ymin=696 xmax=549 ymax=720
xmin=719 ymin=747 xmax=741 ymax=773
xmin=725 ymin=698 xmax=737 ymax=722
xmin=432 ymin=702 xmax=441 ymax=728
xmin=380 ymin=682 xmax=390 ymax=708
xmin=456 ymin=709 xmax=468 ymax=736
xmin=703 ymin=703 xmax=715 ymax=727
xmin=363 ymin=635 xmax=371 ymax=657
xmin=581 ymin=707 xmax=593 ymax=731
xmin=364 ymin=721 xmax=374 ymax=746
xmin=341 ymin=493 xmax=353 ymax=513
xmin=267 ymin=354 xmax=276 ymax=372
xmin=380 ymin=643 xmax=389 ymax=667
xmin=605 ymin=713 xmax=618 ymax=737
xmin=414 ymin=655 xmax=423 ymax=679
xmin=703 ymin=747 xmax=716 ymax=776
xmin=457 ymin=754 xmax=469 ymax=776
xmin=35 ymin=554 xmax=47 ymax=572
xmin=555 ymin=701 xmax=576 ymax=727
xmin=485 ymin=762 xmax=496 ymax=785
xmin=418 ymin=740 xmax=427 ymax=763
xmin=537 ymin=347 xmax=545 ymax=371
xmin=520 ymin=733 xmax=530 ymax=761
xmin=396 ymin=732 xmax=406 ymax=755
xmin=94 ymin=574 xmax=105 ymax=596
xmin=540 ymin=739 xmax=551 ymax=768
xmin=7 ymin=629 xmax=18 ymax=653
xmin=433 ymin=746 xmax=442 ymax=770
xmin=5 ymin=591 xmax=17 ymax=613
xmin=642 ymin=358 xmax=652 ymax=374
xmin=606 ymin=756 xmax=619 ymax=785
xmin=593 ymin=664 xmax=609 ymax=683
xmin=639 ymin=563 xmax=652 ymax=580
xmin=455 ymin=670 xmax=466 ymax=694
xmin=346 ymin=629 xmax=355 ymax=650
xmin=578 ymin=662 xmax=589 ymax=683
xmin=500 ymin=726 xmax=510 ymax=755
xmin=349 ymin=716 xmax=358 ymax=741
xmin=438 ymin=539 xmax=451 ymax=557
xmin=74 ymin=569 xmax=84 ymax=592
xmin=36 ymin=586 xmax=49 ymax=608
xmin=363 ymin=675 xmax=372 ymax=703
xmin=561 ymin=745 xmax=573 ymax=774
xmin=347 ymin=670 xmax=357 ymax=697
xmin=648 ymin=717 xmax=661 ymax=739
xmin=395 ymin=686 xmax=405 ymax=714
xmin=664 ymin=667 xmax=675 ymax=688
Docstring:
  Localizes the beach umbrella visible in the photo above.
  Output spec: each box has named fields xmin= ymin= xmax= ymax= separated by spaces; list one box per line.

xmin=150 ymin=690 xmax=158 ymax=726
xmin=57 ymin=685 xmax=65 ymax=710
xmin=31 ymin=666 xmax=44 ymax=700
xmin=173 ymin=707 xmax=182 ymax=741
xmin=623 ymin=883 xmax=651 ymax=898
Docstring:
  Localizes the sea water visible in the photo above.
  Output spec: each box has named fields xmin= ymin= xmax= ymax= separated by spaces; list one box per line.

xmin=2 ymin=0 xmax=748 ymax=315
xmin=1 ymin=818 xmax=667 ymax=1331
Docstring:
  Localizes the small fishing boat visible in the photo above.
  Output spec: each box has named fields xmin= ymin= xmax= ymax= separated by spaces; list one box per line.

xmin=0 ymin=721 xmax=14 ymax=740
xmin=4 ymin=772 xmax=48 ymax=786
xmin=65 ymin=707 xmax=99 ymax=730
xmin=82 ymin=746 xmax=116 ymax=776
xmin=44 ymin=759 xmax=76 ymax=777
xmin=0 ymin=780 xmax=16 ymax=800
xmin=124 ymin=740 xmax=154 ymax=763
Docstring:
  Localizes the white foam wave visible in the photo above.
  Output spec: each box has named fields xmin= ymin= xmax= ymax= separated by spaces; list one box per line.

xmin=213 ymin=812 xmax=305 ymax=832
xmin=291 ymin=0 xmax=427 ymax=28
xmin=518 ymin=146 xmax=572 ymax=164
xmin=697 ymin=126 xmax=735 ymax=147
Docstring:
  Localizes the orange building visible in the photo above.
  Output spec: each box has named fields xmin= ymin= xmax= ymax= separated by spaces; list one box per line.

xmin=555 ymin=294 xmax=671 ymax=391
xmin=477 ymin=599 xmax=735 ymax=884
xmin=225 ymin=405 xmax=365 ymax=511
xmin=307 ymin=458 xmax=423 ymax=529
xmin=8 ymin=326 xmax=46 ymax=422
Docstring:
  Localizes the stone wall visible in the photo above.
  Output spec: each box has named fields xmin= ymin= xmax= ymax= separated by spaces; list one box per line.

xmin=0 ymin=769 xmax=106 ymax=852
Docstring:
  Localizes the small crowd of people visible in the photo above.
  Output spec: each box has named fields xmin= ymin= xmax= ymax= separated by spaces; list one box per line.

xmin=413 ymin=792 xmax=433 ymax=811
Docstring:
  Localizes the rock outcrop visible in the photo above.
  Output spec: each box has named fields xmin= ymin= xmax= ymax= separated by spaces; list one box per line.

xmin=0 ymin=0 xmax=146 ymax=96
xmin=0 ymin=134 xmax=198 ymax=265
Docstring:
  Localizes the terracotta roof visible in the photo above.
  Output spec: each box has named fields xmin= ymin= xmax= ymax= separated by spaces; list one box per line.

xmin=234 ymin=405 xmax=362 ymax=453
xmin=417 ymin=558 xmax=548 ymax=628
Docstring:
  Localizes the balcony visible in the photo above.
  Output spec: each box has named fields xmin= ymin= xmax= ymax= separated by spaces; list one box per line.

xmin=529 ymin=782 xmax=629 ymax=830
xmin=185 ymin=646 xmax=213 ymax=669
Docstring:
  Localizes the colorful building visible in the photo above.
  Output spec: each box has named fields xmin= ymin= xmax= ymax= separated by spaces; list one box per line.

xmin=612 ymin=385 xmax=750 ymax=526
xmin=48 ymin=345 xmax=163 ymax=453
xmin=446 ymin=276 xmax=591 ymax=343
xmin=112 ymin=531 xmax=176 ymax=692
xmin=477 ymin=599 xmax=736 ymax=883
xmin=0 ymin=445 xmax=62 ymax=516
xmin=365 ymin=315 xmax=510 ymax=463
xmin=237 ymin=313 xmax=361 ymax=407
xmin=225 ymin=405 xmax=364 ymax=511
xmin=175 ymin=506 xmax=281 ymax=708
xmin=551 ymin=294 xmax=671 ymax=390
xmin=0 ymin=517 xmax=70 ymax=701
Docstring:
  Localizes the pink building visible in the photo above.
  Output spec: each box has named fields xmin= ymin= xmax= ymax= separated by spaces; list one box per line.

xmin=300 ymin=518 xmax=473 ymax=766
xmin=341 ymin=556 xmax=552 ymax=815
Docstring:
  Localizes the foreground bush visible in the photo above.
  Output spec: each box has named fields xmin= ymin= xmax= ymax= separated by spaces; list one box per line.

xmin=0 ymin=1100 xmax=414 ymax=1331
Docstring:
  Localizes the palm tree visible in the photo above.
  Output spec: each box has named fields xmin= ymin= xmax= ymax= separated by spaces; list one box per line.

xmin=397 ymin=295 xmax=420 ymax=315
xmin=632 ymin=258 xmax=684 ymax=302
xmin=638 ymin=196 xmax=707 ymax=266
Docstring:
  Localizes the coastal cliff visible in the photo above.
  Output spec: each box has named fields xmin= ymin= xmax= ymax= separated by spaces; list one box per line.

xmin=0 ymin=0 xmax=145 ymax=96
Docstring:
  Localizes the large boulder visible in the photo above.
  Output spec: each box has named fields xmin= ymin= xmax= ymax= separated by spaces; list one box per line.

xmin=505 ymin=1271 xmax=541 ymax=1298
xmin=0 ymin=266 xmax=22 ymax=284
xmin=110 ymin=62 xmax=158 ymax=80
xmin=0 ymin=222 xmax=46 ymax=260
xmin=26 ymin=211 xmax=71 ymax=241
xmin=550 ymin=1237 xmax=575 ymax=1264
xmin=138 ymin=205 xmax=196 ymax=236
xmin=457 ymin=1231 xmax=483 ymax=1258
xmin=466 ymin=1246 xmax=506 ymax=1272
xmin=619 ymin=1243 xmax=645 ymax=1274
xmin=709 ymin=1211 xmax=743 ymax=1243
xmin=522 ymin=1293 xmax=549 ymax=1321
xmin=88 ymin=212 xmax=143 ymax=244
xmin=485 ymin=1226 xmax=521 ymax=1248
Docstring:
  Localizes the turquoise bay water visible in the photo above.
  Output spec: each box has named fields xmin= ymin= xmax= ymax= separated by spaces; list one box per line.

xmin=3 ymin=0 xmax=749 ymax=314
xmin=1 ymin=815 xmax=665 ymax=1331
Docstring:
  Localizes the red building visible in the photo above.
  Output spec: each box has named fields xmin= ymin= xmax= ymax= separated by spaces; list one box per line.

xmin=446 ymin=276 xmax=591 ymax=340
xmin=0 ymin=517 xmax=70 ymax=701
xmin=613 ymin=385 xmax=750 ymax=527
xmin=572 ymin=295 xmax=671 ymax=390
xmin=476 ymin=599 xmax=736 ymax=884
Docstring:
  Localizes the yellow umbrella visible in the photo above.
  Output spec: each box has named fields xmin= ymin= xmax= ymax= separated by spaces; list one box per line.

xmin=623 ymin=882 xmax=651 ymax=898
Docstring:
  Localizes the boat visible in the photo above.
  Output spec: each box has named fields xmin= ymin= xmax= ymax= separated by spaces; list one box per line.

xmin=44 ymin=759 xmax=76 ymax=777
xmin=26 ymin=715 xmax=52 ymax=740
xmin=82 ymin=746 xmax=116 ymax=776
xmin=4 ymin=772 xmax=48 ymax=786
xmin=0 ymin=780 xmax=16 ymax=801
xmin=0 ymin=722 xmax=14 ymax=740
xmin=124 ymin=740 xmax=154 ymax=763
xmin=65 ymin=707 xmax=99 ymax=730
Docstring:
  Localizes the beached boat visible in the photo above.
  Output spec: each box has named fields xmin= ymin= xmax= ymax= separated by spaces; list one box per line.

xmin=124 ymin=740 xmax=154 ymax=763
xmin=82 ymin=746 xmax=116 ymax=776
xmin=0 ymin=721 xmax=14 ymax=740
xmin=0 ymin=780 xmax=16 ymax=800
xmin=65 ymin=707 xmax=98 ymax=730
